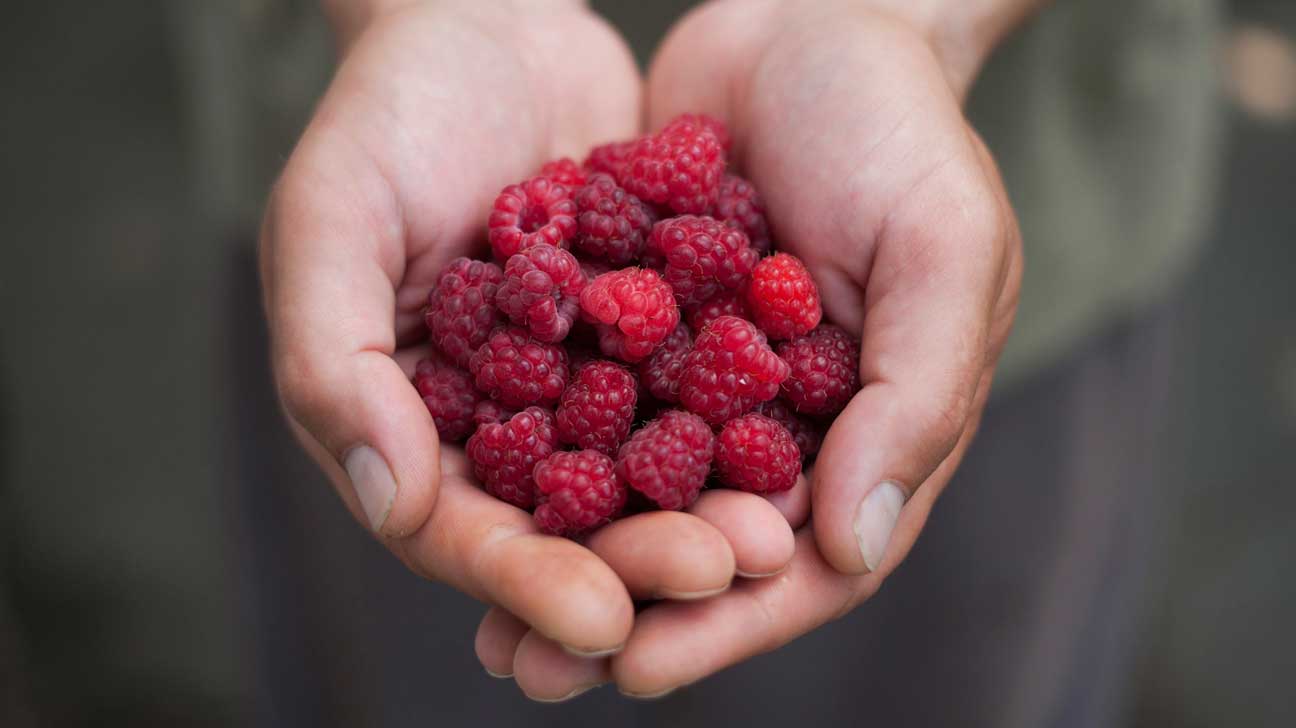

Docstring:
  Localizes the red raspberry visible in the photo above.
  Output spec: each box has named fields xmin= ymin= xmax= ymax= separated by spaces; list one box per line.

xmin=533 ymin=450 xmax=627 ymax=537
xmin=572 ymin=173 xmax=654 ymax=266
xmin=469 ymin=326 xmax=570 ymax=408
xmin=579 ymin=268 xmax=680 ymax=363
xmin=686 ymin=113 xmax=732 ymax=153
xmin=637 ymin=321 xmax=691 ymax=404
xmin=679 ymin=315 xmax=789 ymax=425
xmin=487 ymin=176 xmax=577 ymax=260
xmin=619 ymin=115 xmax=725 ymax=214
xmin=466 ymin=406 xmax=558 ymax=509
xmin=687 ymin=289 xmax=750 ymax=332
xmin=495 ymin=244 xmax=585 ymax=343
xmin=473 ymin=399 xmax=517 ymax=427
xmin=712 ymin=173 xmax=771 ymax=254
xmin=755 ymin=399 xmax=822 ymax=458
xmin=539 ymin=157 xmax=586 ymax=188
xmin=425 ymin=257 xmax=506 ymax=368
xmin=413 ymin=357 xmax=483 ymax=442
xmin=615 ymin=410 xmax=715 ymax=510
xmin=647 ymin=215 xmax=758 ymax=309
xmin=715 ymin=414 xmax=802 ymax=495
xmin=556 ymin=361 xmax=638 ymax=457
xmin=777 ymin=324 xmax=860 ymax=416
xmin=747 ymin=253 xmax=822 ymax=340
xmin=583 ymin=140 xmax=634 ymax=178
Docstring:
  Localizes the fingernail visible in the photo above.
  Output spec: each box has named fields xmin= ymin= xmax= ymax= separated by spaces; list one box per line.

xmin=344 ymin=445 xmax=397 ymax=531
xmin=529 ymin=682 xmax=604 ymax=703
xmin=560 ymin=643 xmax=624 ymax=658
xmin=484 ymin=668 xmax=513 ymax=679
xmin=655 ymin=583 xmax=731 ymax=600
xmin=619 ymin=685 xmax=678 ymax=700
xmin=853 ymin=480 xmax=906 ymax=572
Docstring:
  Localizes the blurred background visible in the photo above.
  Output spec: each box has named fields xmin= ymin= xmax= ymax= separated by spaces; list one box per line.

xmin=1 ymin=0 xmax=1293 ymax=726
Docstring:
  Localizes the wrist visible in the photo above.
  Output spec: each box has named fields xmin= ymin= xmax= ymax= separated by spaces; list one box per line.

xmin=322 ymin=0 xmax=589 ymax=48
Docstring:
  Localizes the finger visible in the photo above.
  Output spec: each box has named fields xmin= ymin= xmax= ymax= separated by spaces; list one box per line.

xmin=687 ymin=489 xmax=796 ymax=578
xmin=585 ymin=511 xmax=735 ymax=600
xmin=513 ymin=630 xmax=610 ymax=702
xmin=759 ymin=470 xmax=812 ymax=531
xmin=475 ymin=607 xmax=529 ymax=678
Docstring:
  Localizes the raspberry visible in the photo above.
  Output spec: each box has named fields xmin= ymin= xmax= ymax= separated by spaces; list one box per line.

xmin=686 ymin=113 xmax=731 ymax=153
xmin=584 ymin=140 xmax=634 ymax=178
xmin=495 ymin=244 xmax=585 ymax=342
xmin=777 ymin=324 xmax=860 ymax=416
xmin=747 ymin=253 xmax=822 ymax=339
xmin=473 ymin=399 xmax=517 ymax=427
xmin=425 ymin=257 xmax=506 ymax=368
xmin=469 ymin=326 xmax=570 ymax=408
xmin=712 ymin=173 xmax=771 ymax=254
xmin=637 ymin=321 xmax=691 ymax=404
xmin=678 ymin=315 xmax=790 ymax=425
xmin=556 ymin=361 xmax=638 ymax=456
xmin=487 ymin=176 xmax=577 ymax=260
xmin=715 ymin=414 xmax=802 ymax=495
xmin=579 ymin=268 xmax=680 ymax=363
xmin=539 ymin=157 xmax=586 ymax=188
xmin=755 ymin=399 xmax=822 ymax=458
xmin=615 ymin=410 xmax=715 ymax=510
xmin=647 ymin=215 xmax=758 ymax=309
xmin=413 ymin=357 xmax=483 ymax=442
xmin=619 ymin=115 xmax=725 ymax=214
xmin=533 ymin=450 xmax=627 ymax=537
xmin=572 ymin=173 xmax=654 ymax=266
xmin=687 ymin=289 xmax=750 ymax=332
xmin=466 ymin=406 xmax=558 ymax=509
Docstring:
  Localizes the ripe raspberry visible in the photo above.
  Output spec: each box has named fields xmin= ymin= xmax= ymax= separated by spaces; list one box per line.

xmin=572 ymin=173 xmax=654 ymax=266
xmin=777 ymin=324 xmax=860 ymax=416
xmin=647 ymin=215 xmax=758 ymax=309
xmin=584 ymin=140 xmax=634 ymax=178
xmin=685 ymin=113 xmax=731 ymax=153
xmin=637 ymin=321 xmax=691 ymax=404
xmin=687 ymin=289 xmax=750 ymax=332
xmin=469 ymin=326 xmax=570 ymax=408
xmin=487 ymin=176 xmax=577 ymax=260
xmin=413 ymin=357 xmax=483 ymax=442
xmin=556 ymin=361 xmax=638 ymax=457
xmin=747 ymin=253 xmax=822 ymax=340
xmin=495 ymin=244 xmax=585 ymax=342
xmin=615 ymin=410 xmax=715 ymax=510
xmin=679 ymin=315 xmax=789 ymax=424
xmin=715 ymin=414 xmax=802 ymax=495
xmin=579 ymin=268 xmax=680 ymax=363
xmin=533 ymin=450 xmax=627 ymax=537
xmin=619 ymin=115 xmax=725 ymax=214
xmin=425 ymin=257 xmax=506 ymax=368
xmin=755 ymin=399 xmax=822 ymax=458
xmin=539 ymin=157 xmax=586 ymax=188
xmin=712 ymin=173 xmax=771 ymax=254
xmin=466 ymin=406 xmax=558 ymax=509
xmin=473 ymin=399 xmax=517 ymax=427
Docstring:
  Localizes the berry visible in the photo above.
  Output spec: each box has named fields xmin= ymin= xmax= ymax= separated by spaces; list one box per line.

xmin=413 ymin=357 xmax=484 ymax=442
xmin=539 ymin=157 xmax=586 ymax=188
xmin=473 ymin=399 xmax=517 ymax=427
xmin=533 ymin=450 xmax=627 ymax=537
xmin=615 ymin=410 xmax=715 ymax=510
xmin=777 ymin=324 xmax=860 ymax=416
xmin=678 ymin=315 xmax=789 ymax=424
xmin=619 ymin=115 xmax=725 ymax=214
xmin=715 ymin=414 xmax=801 ymax=494
xmin=487 ymin=176 xmax=577 ymax=260
xmin=755 ymin=399 xmax=822 ymax=458
xmin=712 ymin=173 xmax=771 ymax=254
xmin=496 ymin=244 xmax=586 ymax=342
xmin=637 ymin=321 xmax=691 ymax=403
xmin=469 ymin=326 xmax=570 ymax=407
xmin=579 ymin=268 xmax=680 ymax=363
xmin=686 ymin=113 xmax=732 ymax=153
xmin=687 ymin=289 xmax=750 ymax=332
xmin=466 ymin=406 xmax=558 ymax=509
xmin=556 ymin=361 xmax=638 ymax=456
xmin=584 ymin=140 xmax=634 ymax=178
xmin=747 ymin=253 xmax=822 ymax=339
xmin=425 ymin=257 xmax=506 ymax=368
xmin=572 ymin=173 xmax=654 ymax=266
xmin=647 ymin=215 xmax=758 ymax=309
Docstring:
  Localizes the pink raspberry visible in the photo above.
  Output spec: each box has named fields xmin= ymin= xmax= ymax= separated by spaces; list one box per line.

xmin=556 ymin=361 xmax=638 ymax=457
xmin=647 ymin=215 xmax=758 ymax=309
xmin=495 ymin=244 xmax=585 ymax=343
xmin=637 ymin=321 xmax=691 ymax=404
xmin=413 ymin=357 xmax=483 ymax=442
xmin=755 ymin=399 xmax=822 ymax=458
xmin=777 ymin=324 xmax=860 ymax=416
xmin=533 ymin=450 xmax=627 ymax=537
xmin=579 ymin=268 xmax=680 ymax=363
xmin=615 ymin=410 xmax=715 ymax=510
xmin=572 ymin=173 xmax=654 ymax=266
xmin=425 ymin=257 xmax=506 ymax=368
xmin=715 ymin=414 xmax=802 ymax=495
xmin=539 ymin=157 xmax=587 ymax=188
xmin=473 ymin=400 xmax=517 ymax=427
xmin=685 ymin=113 xmax=732 ymax=153
xmin=747 ymin=253 xmax=822 ymax=340
xmin=487 ymin=176 xmax=577 ymax=260
xmin=687 ymin=289 xmax=750 ymax=332
xmin=619 ymin=115 xmax=725 ymax=214
xmin=469 ymin=326 xmax=570 ymax=408
xmin=466 ymin=406 xmax=558 ymax=509
xmin=679 ymin=315 xmax=789 ymax=425
xmin=583 ymin=140 xmax=634 ymax=178
xmin=712 ymin=173 xmax=770 ymax=254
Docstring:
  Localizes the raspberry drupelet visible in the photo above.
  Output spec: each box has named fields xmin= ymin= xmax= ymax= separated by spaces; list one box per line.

xmin=539 ymin=157 xmax=587 ymax=188
xmin=487 ymin=176 xmax=578 ymax=260
xmin=425 ymin=257 xmax=506 ymax=368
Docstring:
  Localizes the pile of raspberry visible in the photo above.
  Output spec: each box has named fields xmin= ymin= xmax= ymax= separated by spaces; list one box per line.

xmin=415 ymin=114 xmax=860 ymax=538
